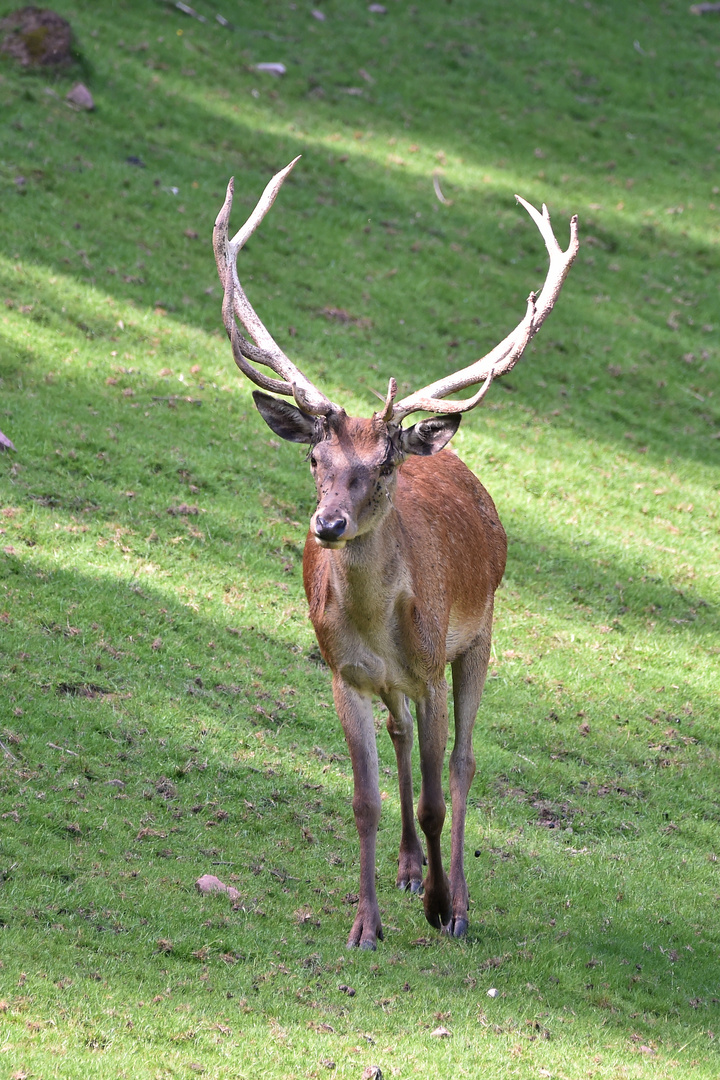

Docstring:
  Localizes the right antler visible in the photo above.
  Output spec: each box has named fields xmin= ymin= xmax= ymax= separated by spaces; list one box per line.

xmin=213 ymin=158 xmax=339 ymax=417
xmin=385 ymin=197 xmax=579 ymax=423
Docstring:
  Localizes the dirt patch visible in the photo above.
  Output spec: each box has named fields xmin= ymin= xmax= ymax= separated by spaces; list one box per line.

xmin=531 ymin=797 xmax=578 ymax=828
xmin=56 ymin=682 xmax=112 ymax=698
xmin=320 ymin=306 xmax=372 ymax=329
xmin=494 ymin=779 xmax=579 ymax=828
xmin=0 ymin=7 xmax=73 ymax=67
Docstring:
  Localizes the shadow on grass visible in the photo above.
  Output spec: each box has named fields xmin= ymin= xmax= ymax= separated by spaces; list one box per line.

xmin=0 ymin=71 xmax=718 ymax=472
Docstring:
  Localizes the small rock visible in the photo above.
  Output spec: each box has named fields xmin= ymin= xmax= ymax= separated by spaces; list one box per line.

xmin=66 ymin=82 xmax=94 ymax=110
xmin=196 ymin=873 xmax=241 ymax=902
xmin=487 ymin=987 xmax=499 ymax=998
xmin=361 ymin=1069 xmax=382 ymax=1080
xmin=311 ymin=9 xmax=326 ymax=20
xmin=368 ymin=3 xmax=387 ymax=11
xmin=430 ymin=1026 xmax=452 ymax=1038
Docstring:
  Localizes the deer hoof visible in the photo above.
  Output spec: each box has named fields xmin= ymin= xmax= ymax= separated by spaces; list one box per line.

xmin=440 ymin=915 xmax=469 ymax=938
xmin=397 ymin=877 xmax=423 ymax=895
xmin=347 ymin=910 xmax=383 ymax=950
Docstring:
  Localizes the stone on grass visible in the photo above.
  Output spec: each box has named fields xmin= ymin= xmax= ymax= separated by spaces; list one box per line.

xmin=66 ymin=82 xmax=94 ymax=110
xmin=195 ymin=873 xmax=241 ymax=901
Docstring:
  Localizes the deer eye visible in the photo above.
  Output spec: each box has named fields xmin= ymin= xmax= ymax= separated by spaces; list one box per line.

xmin=309 ymin=454 xmax=318 ymax=469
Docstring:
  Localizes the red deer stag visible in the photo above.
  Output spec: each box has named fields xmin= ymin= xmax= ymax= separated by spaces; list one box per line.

xmin=213 ymin=159 xmax=578 ymax=949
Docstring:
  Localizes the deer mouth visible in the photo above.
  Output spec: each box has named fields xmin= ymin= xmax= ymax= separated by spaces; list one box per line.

xmin=314 ymin=535 xmax=348 ymax=550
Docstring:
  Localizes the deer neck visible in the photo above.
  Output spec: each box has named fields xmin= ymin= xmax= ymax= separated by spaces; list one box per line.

xmin=328 ymin=509 xmax=406 ymax=624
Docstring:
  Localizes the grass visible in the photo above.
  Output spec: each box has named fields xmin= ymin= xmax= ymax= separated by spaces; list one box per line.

xmin=0 ymin=0 xmax=719 ymax=1076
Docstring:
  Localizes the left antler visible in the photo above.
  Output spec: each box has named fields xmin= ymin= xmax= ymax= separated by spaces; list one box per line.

xmin=386 ymin=198 xmax=579 ymax=423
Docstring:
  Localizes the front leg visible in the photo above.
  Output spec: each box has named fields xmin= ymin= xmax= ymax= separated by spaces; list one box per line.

xmin=332 ymin=675 xmax=384 ymax=950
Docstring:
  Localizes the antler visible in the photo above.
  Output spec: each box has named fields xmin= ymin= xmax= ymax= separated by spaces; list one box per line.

xmin=213 ymin=158 xmax=339 ymax=417
xmin=388 ymin=197 xmax=579 ymax=423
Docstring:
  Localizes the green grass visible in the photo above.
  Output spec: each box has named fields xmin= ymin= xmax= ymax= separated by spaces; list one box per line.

xmin=0 ymin=0 xmax=719 ymax=1076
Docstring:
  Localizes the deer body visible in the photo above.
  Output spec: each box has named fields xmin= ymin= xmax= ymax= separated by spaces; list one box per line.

xmin=213 ymin=160 xmax=577 ymax=948
xmin=302 ymin=440 xmax=506 ymax=946
xmin=251 ymin=402 xmax=508 ymax=947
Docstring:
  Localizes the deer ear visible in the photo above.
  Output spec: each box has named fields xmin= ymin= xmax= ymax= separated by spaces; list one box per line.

xmin=399 ymin=414 xmax=461 ymax=456
xmin=252 ymin=391 xmax=320 ymax=444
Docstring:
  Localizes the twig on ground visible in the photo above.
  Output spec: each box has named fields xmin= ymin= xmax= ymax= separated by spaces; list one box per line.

xmin=433 ymin=173 xmax=452 ymax=206
xmin=47 ymin=742 xmax=79 ymax=756
xmin=0 ymin=739 xmax=19 ymax=761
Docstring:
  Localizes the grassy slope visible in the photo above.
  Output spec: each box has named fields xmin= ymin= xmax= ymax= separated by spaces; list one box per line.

xmin=0 ymin=0 xmax=719 ymax=1077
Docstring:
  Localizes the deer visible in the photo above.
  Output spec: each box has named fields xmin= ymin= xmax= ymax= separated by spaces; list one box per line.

xmin=213 ymin=159 xmax=578 ymax=949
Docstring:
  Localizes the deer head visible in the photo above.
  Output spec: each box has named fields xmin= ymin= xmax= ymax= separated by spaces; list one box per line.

xmin=213 ymin=160 xmax=579 ymax=547
xmin=253 ymin=393 xmax=461 ymax=548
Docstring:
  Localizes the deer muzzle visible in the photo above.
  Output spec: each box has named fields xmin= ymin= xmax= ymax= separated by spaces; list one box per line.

xmin=313 ymin=512 xmax=349 ymax=549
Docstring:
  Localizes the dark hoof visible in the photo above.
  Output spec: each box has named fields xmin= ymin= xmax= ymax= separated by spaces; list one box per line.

xmin=423 ymin=878 xmax=451 ymax=931
xmin=347 ymin=916 xmax=383 ymax=950
xmin=440 ymin=916 xmax=468 ymax=938
xmin=347 ymin=936 xmax=378 ymax=951
xmin=423 ymin=906 xmax=443 ymax=931
xmin=398 ymin=877 xmax=424 ymax=895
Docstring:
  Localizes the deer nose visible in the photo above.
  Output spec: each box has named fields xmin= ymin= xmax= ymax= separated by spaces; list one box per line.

xmin=315 ymin=514 xmax=347 ymax=541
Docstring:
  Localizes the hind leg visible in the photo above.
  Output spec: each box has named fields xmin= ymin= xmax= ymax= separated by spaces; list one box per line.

xmin=447 ymin=608 xmax=493 ymax=937
xmin=382 ymin=689 xmax=424 ymax=893
xmin=416 ymin=678 xmax=452 ymax=930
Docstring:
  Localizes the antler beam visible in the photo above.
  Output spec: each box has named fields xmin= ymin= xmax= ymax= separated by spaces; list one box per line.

xmin=213 ymin=158 xmax=339 ymax=417
xmin=389 ymin=198 xmax=579 ymax=422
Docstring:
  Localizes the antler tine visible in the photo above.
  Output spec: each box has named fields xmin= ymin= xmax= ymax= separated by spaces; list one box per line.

xmin=390 ymin=198 xmax=579 ymax=423
xmin=213 ymin=160 xmax=339 ymax=417
xmin=374 ymin=377 xmax=398 ymax=423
